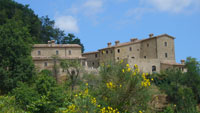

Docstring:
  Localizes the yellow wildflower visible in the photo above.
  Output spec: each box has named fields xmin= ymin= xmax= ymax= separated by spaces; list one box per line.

xmin=127 ymin=67 xmax=131 ymax=72
xmin=126 ymin=63 xmax=129 ymax=67
xmin=151 ymin=78 xmax=154 ymax=81
xmin=120 ymin=84 xmax=122 ymax=88
xmin=86 ymin=83 xmax=88 ymax=86
xmin=139 ymin=110 xmax=143 ymax=113
xmin=120 ymin=59 xmax=123 ymax=63
xmin=91 ymin=97 xmax=96 ymax=105
xmin=122 ymin=69 xmax=125 ymax=73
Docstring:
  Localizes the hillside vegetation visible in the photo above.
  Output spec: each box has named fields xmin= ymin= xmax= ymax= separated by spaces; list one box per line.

xmin=0 ymin=0 xmax=200 ymax=113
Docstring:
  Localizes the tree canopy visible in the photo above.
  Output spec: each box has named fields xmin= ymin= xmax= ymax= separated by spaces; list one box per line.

xmin=0 ymin=0 xmax=84 ymax=51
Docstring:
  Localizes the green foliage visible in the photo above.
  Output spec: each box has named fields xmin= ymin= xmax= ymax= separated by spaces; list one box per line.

xmin=175 ymin=87 xmax=197 ymax=113
xmin=155 ymin=57 xmax=200 ymax=113
xmin=11 ymin=74 xmax=66 ymax=113
xmin=0 ymin=0 xmax=41 ymax=42
xmin=183 ymin=57 xmax=200 ymax=102
xmin=0 ymin=19 xmax=35 ymax=93
xmin=160 ymin=105 xmax=175 ymax=113
xmin=84 ymin=62 xmax=152 ymax=112
xmin=40 ymin=69 xmax=53 ymax=76
xmin=0 ymin=96 xmax=26 ymax=113
xmin=61 ymin=33 xmax=85 ymax=52
xmin=39 ymin=16 xmax=65 ymax=43
xmin=60 ymin=59 xmax=82 ymax=90
xmin=12 ymin=82 xmax=40 ymax=109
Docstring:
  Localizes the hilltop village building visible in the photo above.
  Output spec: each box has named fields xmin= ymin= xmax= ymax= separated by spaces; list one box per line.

xmin=82 ymin=34 xmax=185 ymax=73
xmin=31 ymin=34 xmax=185 ymax=75
xmin=31 ymin=40 xmax=86 ymax=76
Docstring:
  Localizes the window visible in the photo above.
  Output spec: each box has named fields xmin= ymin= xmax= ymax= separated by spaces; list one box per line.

xmin=69 ymin=50 xmax=71 ymax=55
xmin=165 ymin=42 xmax=167 ymax=46
xmin=165 ymin=53 xmax=168 ymax=58
xmin=144 ymin=56 xmax=146 ymax=59
xmin=38 ymin=51 xmax=41 ymax=55
xmin=92 ymin=62 xmax=94 ymax=66
xmin=44 ymin=62 xmax=48 ymax=67
xmin=129 ymin=47 xmax=132 ymax=51
xmin=117 ymin=49 xmax=120 ymax=53
xmin=110 ymin=50 xmax=113 ymax=53
xmin=106 ymin=50 xmax=108 ymax=54
xmin=137 ymin=49 xmax=139 ymax=51
xmin=147 ymin=43 xmax=149 ymax=47
xmin=131 ymin=57 xmax=135 ymax=59
xmin=152 ymin=66 xmax=156 ymax=72
xmin=95 ymin=54 xmax=98 ymax=58
xmin=117 ymin=57 xmax=119 ymax=60
xmin=56 ymin=50 xmax=59 ymax=55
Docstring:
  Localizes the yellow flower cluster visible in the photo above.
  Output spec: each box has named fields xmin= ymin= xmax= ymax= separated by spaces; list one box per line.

xmin=91 ymin=97 xmax=96 ymax=105
xmin=134 ymin=64 xmax=140 ymax=73
xmin=141 ymin=73 xmax=151 ymax=87
xmin=106 ymin=82 xmax=115 ymax=89
xmin=63 ymin=104 xmax=76 ymax=113
xmin=100 ymin=106 xmax=119 ymax=113
xmin=122 ymin=63 xmax=132 ymax=73
xmin=139 ymin=110 xmax=143 ymax=113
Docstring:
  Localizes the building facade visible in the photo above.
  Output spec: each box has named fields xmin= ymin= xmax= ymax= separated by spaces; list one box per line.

xmin=32 ymin=40 xmax=86 ymax=76
xmin=83 ymin=34 xmax=185 ymax=73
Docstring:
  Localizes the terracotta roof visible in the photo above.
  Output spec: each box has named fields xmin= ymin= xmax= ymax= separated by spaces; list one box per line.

xmin=82 ymin=51 xmax=99 ymax=55
xmin=33 ymin=44 xmax=81 ymax=48
xmin=32 ymin=56 xmax=86 ymax=61
xmin=161 ymin=62 xmax=184 ymax=66
xmin=98 ymin=34 xmax=175 ymax=50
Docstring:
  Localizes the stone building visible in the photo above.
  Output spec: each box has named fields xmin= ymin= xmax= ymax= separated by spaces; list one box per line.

xmin=32 ymin=40 xmax=86 ymax=76
xmin=82 ymin=34 xmax=185 ymax=73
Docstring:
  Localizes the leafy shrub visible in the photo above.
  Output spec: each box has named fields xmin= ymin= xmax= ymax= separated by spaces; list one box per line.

xmin=175 ymin=87 xmax=197 ymax=113
xmin=83 ymin=61 xmax=153 ymax=112
xmin=12 ymin=74 xmax=66 ymax=113
xmin=0 ymin=96 xmax=26 ymax=113
xmin=12 ymin=82 xmax=39 ymax=109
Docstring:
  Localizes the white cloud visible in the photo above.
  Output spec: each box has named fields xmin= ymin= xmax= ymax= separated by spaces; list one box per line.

xmin=82 ymin=0 xmax=103 ymax=16
xmin=55 ymin=16 xmax=79 ymax=33
xmin=65 ymin=0 xmax=104 ymax=18
xmin=143 ymin=0 xmax=200 ymax=13
xmin=147 ymin=0 xmax=193 ymax=13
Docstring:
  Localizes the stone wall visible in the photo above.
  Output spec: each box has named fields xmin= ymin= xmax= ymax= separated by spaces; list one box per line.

xmin=156 ymin=36 xmax=175 ymax=61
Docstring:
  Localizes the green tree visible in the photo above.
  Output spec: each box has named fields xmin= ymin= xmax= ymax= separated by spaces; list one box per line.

xmin=183 ymin=57 xmax=200 ymax=102
xmin=0 ymin=19 xmax=35 ymax=93
xmin=61 ymin=33 xmax=85 ymax=52
xmin=0 ymin=0 xmax=41 ymax=42
xmin=60 ymin=59 xmax=82 ymax=91
xmin=39 ymin=16 xmax=65 ymax=43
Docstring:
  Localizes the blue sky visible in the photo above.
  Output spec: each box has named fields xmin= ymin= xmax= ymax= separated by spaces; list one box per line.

xmin=16 ymin=0 xmax=200 ymax=62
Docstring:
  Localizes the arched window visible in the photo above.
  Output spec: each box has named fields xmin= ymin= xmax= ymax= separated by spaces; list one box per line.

xmin=152 ymin=65 xmax=156 ymax=72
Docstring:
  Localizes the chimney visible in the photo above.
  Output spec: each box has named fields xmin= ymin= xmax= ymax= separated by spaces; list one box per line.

xmin=51 ymin=40 xmax=55 ymax=44
xmin=107 ymin=42 xmax=112 ymax=47
xmin=149 ymin=33 xmax=154 ymax=38
xmin=48 ymin=41 xmax=51 ymax=44
xmin=115 ymin=40 xmax=120 ymax=46
xmin=181 ymin=60 xmax=185 ymax=65
xmin=130 ymin=38 xmax=138 ymax=42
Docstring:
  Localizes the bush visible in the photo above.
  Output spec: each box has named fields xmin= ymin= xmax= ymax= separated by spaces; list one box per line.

xmin=83 ymin=61 xmax=153 ymax=112
xmin=12 ymin=74 xmax=66 ymax=113
xmin=0 ymin=96 xmax=26 ymax=113
xmin=175 ymin=87 xmax=197 ymax=113
xmin=12 ymin=82 xmax=39 ymax=110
